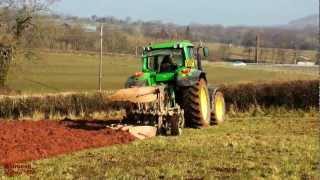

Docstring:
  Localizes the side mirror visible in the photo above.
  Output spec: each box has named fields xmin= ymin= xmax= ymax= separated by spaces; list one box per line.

xmin=203 ymin=47 xmax=209 ymax=57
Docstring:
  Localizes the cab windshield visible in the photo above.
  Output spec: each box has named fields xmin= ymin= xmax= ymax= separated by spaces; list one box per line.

xmin=146 ymin=49 xmax=184 ymax=72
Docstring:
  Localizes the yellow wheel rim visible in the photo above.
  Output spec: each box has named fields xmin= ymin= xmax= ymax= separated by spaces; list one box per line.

xmin=200 ymin=87 xmax=209 ymax=121
xmin=215 ymin=94 xmax=225 ymax=122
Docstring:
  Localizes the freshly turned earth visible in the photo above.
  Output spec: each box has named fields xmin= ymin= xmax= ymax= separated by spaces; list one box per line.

xmin=0 ymin=120 xmax=135 ymax=167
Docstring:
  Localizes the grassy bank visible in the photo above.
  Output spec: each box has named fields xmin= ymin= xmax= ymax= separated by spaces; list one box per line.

xmin=1 ymin=115 xmax=318 ymax=179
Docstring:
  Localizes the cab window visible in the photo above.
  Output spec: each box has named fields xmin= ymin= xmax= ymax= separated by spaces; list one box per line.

xmin=146 ymin=49 xmax=184 ymax=72
xmin=187 ymin=47 xmax=198 ymax=68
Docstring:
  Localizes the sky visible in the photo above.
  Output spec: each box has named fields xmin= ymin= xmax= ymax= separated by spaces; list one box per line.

xmin=52 ymin=0 xmax=318 ymax=26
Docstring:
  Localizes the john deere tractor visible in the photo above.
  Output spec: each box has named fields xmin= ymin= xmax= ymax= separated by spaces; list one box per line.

xmin=110 ymin=40 xmax=225 ymax=136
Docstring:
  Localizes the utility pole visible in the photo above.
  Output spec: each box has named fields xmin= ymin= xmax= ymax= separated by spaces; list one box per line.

xmin=318 ymin=0 xmax=320 ymax=66
xmin=255 ymin=34 xmax=260 ymax=64
xmin=135 ymin=46 xmax=138 ymax=57
xmin=98 ymin=24 xmax=103 ymax=91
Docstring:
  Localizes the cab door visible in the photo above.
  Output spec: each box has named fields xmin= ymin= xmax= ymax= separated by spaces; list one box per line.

xmin=155 ymin=55 xmax=176 ymax=83
xmin=156 ymin=49 xmax=185 ymax=83
xmin=156 ymin=72 xmax=175 ymax=83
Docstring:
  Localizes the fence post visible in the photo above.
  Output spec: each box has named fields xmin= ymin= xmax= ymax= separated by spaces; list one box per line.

xmin=255 ymin=35 xmax=260 ymax=64
xmin=98 ymin=24 xmax=103 ymax=92
xmin=135 ymin=46 xmax=138 ymax=57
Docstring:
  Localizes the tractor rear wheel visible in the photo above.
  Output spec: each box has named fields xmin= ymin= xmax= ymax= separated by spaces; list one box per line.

xmin=181 ymin=79 xmax=211 ymax=128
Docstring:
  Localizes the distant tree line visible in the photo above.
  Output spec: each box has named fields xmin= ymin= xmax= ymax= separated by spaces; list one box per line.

xmin=0 ymin=5 xmax=318 ymax=56
xmin=189 ymin=25 xmax=317 ymax=50
xmin=87 ymin=15 xmax=317 ymax=50
xmin=1 ymin=5 xmax=317 ymax=53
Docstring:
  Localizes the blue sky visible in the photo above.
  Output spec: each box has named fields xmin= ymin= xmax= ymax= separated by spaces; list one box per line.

xmin=52 ymin=0 xmax=318 ymax=26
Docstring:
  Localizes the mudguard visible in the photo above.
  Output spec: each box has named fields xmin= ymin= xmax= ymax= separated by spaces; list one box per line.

xmin=125 ymin=77 xmax=147 ymax=88
xmin=208 ymin=85 xmax=221 ymax=108
xmin=176 ymin=71 xmax=207 ymax=87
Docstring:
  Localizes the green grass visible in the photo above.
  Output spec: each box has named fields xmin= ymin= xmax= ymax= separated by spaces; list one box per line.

xmin=7 ymin=52 xmax=317 ymax=94
xmin=7 ymin=52 xmax=139 ymax=93
xmin=1 ymin=52 xmax=319 ymax=179
xmin=1 ymin=115 xmax=318 ymax=179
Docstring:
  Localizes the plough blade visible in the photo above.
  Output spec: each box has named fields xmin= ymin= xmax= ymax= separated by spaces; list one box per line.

xmin=107 ymin=87 xmax=160 ymax=103
xmin=107 ymin=85 xmax=184 ymax=136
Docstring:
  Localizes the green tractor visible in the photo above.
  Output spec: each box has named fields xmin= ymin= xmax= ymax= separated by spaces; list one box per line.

xmin=111 ymin=40 xmax=225 ymax=135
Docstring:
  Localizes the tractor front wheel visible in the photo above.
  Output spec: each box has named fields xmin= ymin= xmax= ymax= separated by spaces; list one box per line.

xmin=211 ymin=91 xmax=226 ymax=125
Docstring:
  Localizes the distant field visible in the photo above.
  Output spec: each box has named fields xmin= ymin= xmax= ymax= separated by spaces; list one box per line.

xmin=204 ymin=61 xmax=319 ymax=76
xmin=240 ymin=64 xmax=318 ymax=75
xmin=2 ymin=115 xmax=318 ymax=179
xmin=206 ymin=42 xmax=317 ymax=63
xmin=7 ymin=52 xmax=317 ymax=94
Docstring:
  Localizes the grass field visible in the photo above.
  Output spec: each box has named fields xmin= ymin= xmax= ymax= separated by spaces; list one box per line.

xmin=7 ymin=52 xmax=317 ymax=94
xmin=1 ymin=52 xmax=318 ymax=179
xmin=206 ymin=42 xmax=317 ymax=64
xmin=1 ymin=115 xmax=318 ymax=179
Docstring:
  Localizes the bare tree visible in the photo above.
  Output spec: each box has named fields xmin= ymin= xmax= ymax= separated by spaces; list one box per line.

xmin=1 ymin=0 xmax=59 ymax=41
xmin=0 ymin=45 xmax=12 ymax=87
xmin=0 ymin=0 xmax=59 ymax=88
xmin=218 ymin=44 xmax=231 ymax=60
xmin=276 ymin=49 xmax=286 ymax=64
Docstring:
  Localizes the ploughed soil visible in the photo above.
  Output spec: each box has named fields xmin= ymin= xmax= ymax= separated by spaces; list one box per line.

xmin=0 ymin=120 xmax=135 ymax=174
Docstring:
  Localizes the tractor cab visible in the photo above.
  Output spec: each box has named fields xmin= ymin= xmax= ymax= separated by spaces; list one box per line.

xmin=125 ymin=41 xmax=209 ymax=88
xmin=145 ymin=48 xmax=184 ymax=83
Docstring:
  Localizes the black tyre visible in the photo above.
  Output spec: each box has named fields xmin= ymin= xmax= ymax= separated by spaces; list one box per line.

xmin=181 ymin=79 xmax=211 ymax=128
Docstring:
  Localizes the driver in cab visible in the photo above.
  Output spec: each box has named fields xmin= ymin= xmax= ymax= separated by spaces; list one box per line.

xmin=160 ymin=55 xmax=177 ymax=72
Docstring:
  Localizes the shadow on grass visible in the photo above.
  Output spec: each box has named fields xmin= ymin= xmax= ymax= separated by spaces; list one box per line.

xmin=24 ymin=78 xmax=60 ymax=92
xmin=60 ymin=119 xmax=122 ymax=131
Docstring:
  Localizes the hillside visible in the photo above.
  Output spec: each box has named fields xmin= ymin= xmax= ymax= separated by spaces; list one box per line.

xmin=286 ymin=14 xmax=318 ymax=29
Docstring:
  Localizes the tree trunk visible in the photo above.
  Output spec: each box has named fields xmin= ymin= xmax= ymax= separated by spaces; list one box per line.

xmin=0 ymin=45 xmax=12 ymax=88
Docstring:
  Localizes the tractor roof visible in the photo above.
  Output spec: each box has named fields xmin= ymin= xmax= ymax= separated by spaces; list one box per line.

xmin=149 ymin=40 xmax=194 ymax=49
